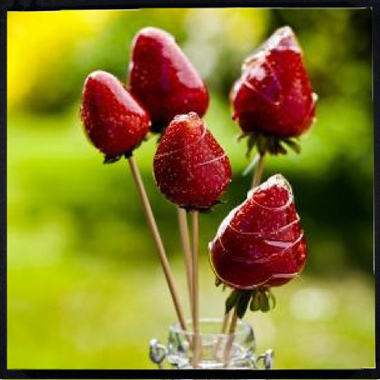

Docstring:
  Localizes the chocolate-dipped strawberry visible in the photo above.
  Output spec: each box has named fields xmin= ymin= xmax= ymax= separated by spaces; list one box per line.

xmin=81 ymin=70 xmax=150 ymax=162
xmin=231 ymin=26 xmax=317 ymax=156
xmin=210 ymin=174 xmax=306 ymax=316
xmin=128 ymin=27 xmax=209 ymax=133
xmin=153 ymin=112 xmax=231 ymax=210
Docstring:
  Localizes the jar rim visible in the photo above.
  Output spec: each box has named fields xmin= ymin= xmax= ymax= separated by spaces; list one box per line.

xmin=169 ymin=317 xmax=253 ymax=338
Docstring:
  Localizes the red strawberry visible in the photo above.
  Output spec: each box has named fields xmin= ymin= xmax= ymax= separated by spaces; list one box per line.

xmin=210 ymin=174 xmax=306 ymax=289
xmin=231 ymin=26 xmax=317 ymax=155
xmin=128 ymin=27 xmax=209 ymax=133
xmin=153 ymin=112 xmax=231 ymax=210
xmin=81 ymin=70 xmax=150 ymax=161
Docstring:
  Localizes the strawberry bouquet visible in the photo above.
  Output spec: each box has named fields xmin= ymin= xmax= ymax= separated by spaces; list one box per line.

xmin=80 ymin=24 xmax=316 ymax=369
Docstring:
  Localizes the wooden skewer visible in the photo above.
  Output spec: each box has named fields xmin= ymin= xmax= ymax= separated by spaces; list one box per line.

xmin=252 ymin=153 xmax=265 ymax=189
xmin=223 ymin=308 xmax=238 ymax=365
xmin=221 ymin=310 xmax=231 ymax=334
xmin=213 ymin=309 xmax=231 ymax=359
xmin=177 ymin=207 xmax=193 ymax=314
xmin=127 ymin=156 xmax=187 ymax=331
xmin=191 ymin=210 xmax=201 ymax=366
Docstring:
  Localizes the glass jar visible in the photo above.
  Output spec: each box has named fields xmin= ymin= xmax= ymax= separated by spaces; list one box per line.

xmin=149 ymin=318 xmax=274 ymax=370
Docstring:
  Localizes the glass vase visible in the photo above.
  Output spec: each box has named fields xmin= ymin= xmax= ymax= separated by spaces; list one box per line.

xmin=149 ymin=318 xmax=274 ymax=370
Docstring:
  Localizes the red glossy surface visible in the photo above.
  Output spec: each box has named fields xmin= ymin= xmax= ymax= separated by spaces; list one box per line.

xmin=210 ymin=174 xmax=307 ymax=289
xmin=128 ymin=27 xmax=209 ymax=132
xmin=154 ymin=112 xmax=231 ymax=209
xmin=231 ymin=26 xmax=317 ymax=138
xmin=81 ymin=70 xmax=150 ymax=156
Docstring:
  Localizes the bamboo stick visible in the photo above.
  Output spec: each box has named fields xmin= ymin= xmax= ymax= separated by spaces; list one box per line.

xmin=223 ymin=308 xmax=238 ymax=365
xmin=127 ymin=156 xmax=186 ymax=330
xmin=177 ymin=207 xmax=193 ymax=314
xmin=251 ymin=153 xmax=265 ymax=189
xmin=191 ymin=211 xmax=201 ymax=366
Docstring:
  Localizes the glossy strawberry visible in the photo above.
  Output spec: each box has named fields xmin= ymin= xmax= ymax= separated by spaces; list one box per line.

xmin=210 ymin=174 xmax=306 ymax=289
xmin=231 ymin=26 xmax=317 ymax=155
xmin=128 ymin=27 xmax=209 ymax=133
xmin=153 ymin=112 xmax=231 ymax=210
xmin=81 ymin=70 xmax=150 ymax=161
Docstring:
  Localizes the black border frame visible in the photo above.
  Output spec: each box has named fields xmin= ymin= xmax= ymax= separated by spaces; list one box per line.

xmin=0 ymin=1 xmax=378 ymax=378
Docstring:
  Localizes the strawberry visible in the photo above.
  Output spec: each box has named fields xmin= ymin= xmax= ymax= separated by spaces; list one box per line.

xmin=153 ymin=112 xmax=231 ymax=210
xmin=128 ymin=27 xmax=209 ymax=133
xmin=210 ymin=174 xmax=306 ymax=295
xmin=81 ymin=70 xmax=150 ymax=162
xmin=231 ymin=26 xmax=317 ymax=156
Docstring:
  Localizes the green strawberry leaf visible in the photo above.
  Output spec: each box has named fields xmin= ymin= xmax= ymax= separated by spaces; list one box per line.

xmin=267 ymin=288 xmax=276 ymax=309
xmin=225 ymin=289 xmax=241 ymax=314
xmin=260 ymin=292 xmax=270 ymax=312
xmin=250 ymin=289 xmax=261 ymax=311
xmin=274 ymin=140 xmax=287 ymax=155
xmin=236 ymin=291 xmax=252 ymax=319
xmin=103 ymin=154 xmax=122 ymax=164
xmin=257 ymin=134 xmax=268 ymax=155
xmin=246 ymin=133 xmax=258 ymax=158
xmin=282 ymin=138 xmax=301 ymax=154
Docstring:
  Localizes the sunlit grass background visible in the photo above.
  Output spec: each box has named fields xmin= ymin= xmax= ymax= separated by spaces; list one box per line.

xmin=7 ymin=8 xmax=374 ymax=369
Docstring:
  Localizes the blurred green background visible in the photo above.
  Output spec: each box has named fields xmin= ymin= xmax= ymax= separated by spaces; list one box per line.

xmin=7 ymin=8 xmax=374 ymax=369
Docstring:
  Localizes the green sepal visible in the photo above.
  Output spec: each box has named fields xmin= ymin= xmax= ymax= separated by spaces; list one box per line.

xmin=266 ymin=135 xmax=277 ymax=153
xmin=103 ymin=154 xmax=122 ymax=164
xmin=250 ymin=289 xmax=262 ymax=311
xmin=274 ymin=140 xmax=287 ymax=155
xmin=225 ymin=287 xmax=276 ymax=318
xmin=282 ymin=138 xmax=301 ymax=154
xmin=225 ymin=289 xmax=241 ymax=314
xmin=260 ymin=292 xmax=270 ymax=312
xmin=267 ymin=288 xmax=276 ymax=309
xmin=215 ymin=277 xmax=223 ymax=287
xmin=246 ymin=133 xmax=258 ymax=158
xmin=181 ymin=199 xmax=224 ymax=213
xmin=257 ymin=134 xmax=268 ymax=155
xmin=236 ymin=291 xmax=252 ymax=319
xmin=240 ymin=132 xmax=302 ymax=157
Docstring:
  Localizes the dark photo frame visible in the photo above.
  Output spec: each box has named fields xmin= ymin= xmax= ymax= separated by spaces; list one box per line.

xmin=1 ymin=0 xmax=378 ymax=379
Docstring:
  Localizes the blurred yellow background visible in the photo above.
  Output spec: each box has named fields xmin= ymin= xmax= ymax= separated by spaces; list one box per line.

xmin=7 ymin=9 xmax=374 ymax=369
